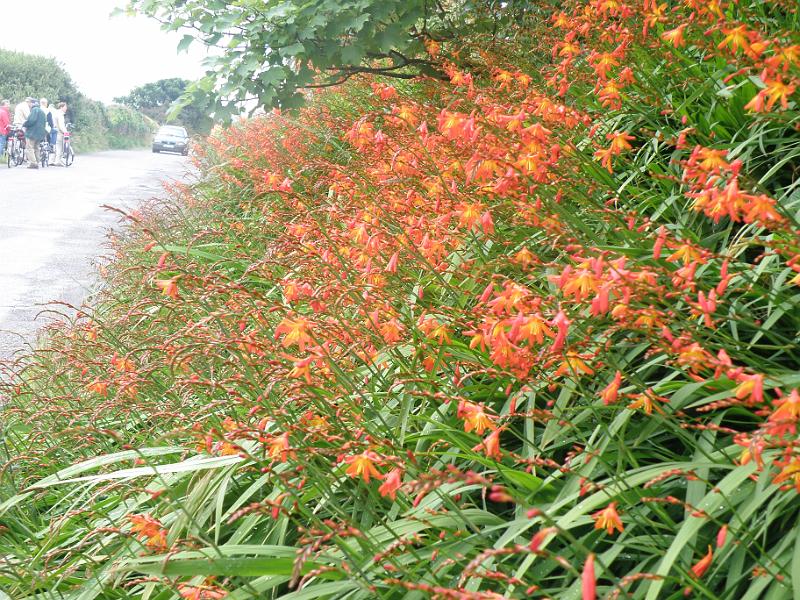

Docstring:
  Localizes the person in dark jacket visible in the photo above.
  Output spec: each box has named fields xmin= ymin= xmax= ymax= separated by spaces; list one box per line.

xmin=23 ymin=101 xmax=47 ymax=168
xmin=45 ymin=101 xmax=57 ymax=164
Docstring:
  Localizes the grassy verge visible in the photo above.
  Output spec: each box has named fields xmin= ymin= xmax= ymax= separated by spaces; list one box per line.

xmin=1 ymin=1 xmax=799 ymax=598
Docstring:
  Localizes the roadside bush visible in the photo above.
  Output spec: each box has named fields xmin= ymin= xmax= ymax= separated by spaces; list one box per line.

xmin=0 ymin=48 xmax=77 ymax=105
xmin=107 ymin=104 xmax=158 ymax=149
xmin=0 ymin=1 xmax=798 ymax=599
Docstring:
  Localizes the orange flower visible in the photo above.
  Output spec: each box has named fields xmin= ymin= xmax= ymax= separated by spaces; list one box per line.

xmin=768 ymin=44 xmax=800 ymax=71
xmin=494 ymin=69 xmax=515 ymax=90
xmin=582 ymin=553 xmax=596 ymax=600
xmin=154 ymin=278 xmax=179 ymax=298
xmin=425 ymin=39 xmax=441 ymax=57
xmin=561 ymin=269 xmax=600 ymax=301
xmin=265 ymin=432 xmax=293 ymax=463
xmin=716 ymin=525 xmax=728 ymax=548
xmin=768 ymin=389 xmax=800 ymax=432
xmin=661 ymin=24 xmax=688 ymax=48
xmin=458 ymin=401 xmax=496 ymax=435
xmin=737 ymin=435 xmax=765 ymax=468
xmin=513 ymin=247 xmax=536 ymax=268
xmin=745 ymin=76 xmax=797 ymax=112
xmin=666 ymin=244 xmax=700 ymax=265
xmin=598 ymin=80 xmax=622 ymax=108
xmin=593 ymin=132 xmax=634 ymax=172
xmin=512 ymin=314 xmax=553 ymax=346
xmin=554 ymin=353 xmax=595 ymax=378
xmin=418 ymin=317 xmax=451 ymax=345
xmin=773 ymin=457 xmax=800 ymax=491
xmin=274 ymin=317 xmax=313 ymax=351
xmin=344 ymin=451 xmax=383 ymax=482
xmin=734 ymin=374 xmax=764 ymax=405
xmin=608 ymin=132 xmax=634 ymax=153
xmin=589 ymin=52 xmax=619 ymax=79
xmin=489 ymin=328 xmax=517 ymax=368
xmin=717 ymin=25 xmax=752 ymax=53
xmin=600 ymin=371 xmax=622 ymax=405
xmin=529 ymin=527 xmax=556 ymax=552
xmin=86 ymin=379 xmax=109 ymax=397
xmin=288 ymin=356 xmax=313 ymax=383
xmin=693 ymin=147 xmax=729 ymax=172
xmin=129 ymin=514 xmax=168 ymax=551
xmin=177 ymin=583 xmax=228 ymax=600
xmin=473 ymin=429 xmax=502 ymax=460
xmin=593 ymin=502 xmax=624 ymax=535
xmin=550 ymin=310 xmax=571 ymax=353
xmin=111 ymin=355 xmax=136 ymax=372
xmin=379 ymin=318 xmax=404 ymax=343
xmin=515 ymin=72 xmax=532 ymax=88
xmin=690 ymin=545 xmax=714 ymax=579
xmin=742 ymin=193 xmax=784 ymax=225
xmin=457 ymin=202 xmax=485 ymax=229
xmin=627 ymin=389 xmax=666 ymax=415
xmin=378 ymin=468 xmax=403 ymax=500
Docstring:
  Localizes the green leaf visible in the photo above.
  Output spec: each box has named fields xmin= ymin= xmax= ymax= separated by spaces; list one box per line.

xmin=177 ymin=34 xmax=194 ymax=53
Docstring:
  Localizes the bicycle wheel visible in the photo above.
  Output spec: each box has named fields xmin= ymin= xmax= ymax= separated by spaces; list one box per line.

xmin=65 ymin=145 xmax=74 ymax=167
xmin=6 ymin=141 xmax=12 ymax=168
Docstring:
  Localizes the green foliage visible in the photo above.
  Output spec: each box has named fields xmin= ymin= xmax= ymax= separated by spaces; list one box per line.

xmin=0 ymin=48 xmax=77 ymax=104
xmin=120 ymin=0 xmax=499 ymax=114
xmin=115 ymin=77 xmax=213 ymax=134
xmin=114 ymin=77 xmax=189 ymax=110
xmin=107 ymin=104 xmax=158 ymax=149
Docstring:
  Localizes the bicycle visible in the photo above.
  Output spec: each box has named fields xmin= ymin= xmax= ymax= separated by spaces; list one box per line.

xmin=39 ymin=137 xmax=52 ymax=168
xmin=61 ymin=123 xmax=74 ymax=167
xmin=6 ymin=128 xmax=26 ymax=168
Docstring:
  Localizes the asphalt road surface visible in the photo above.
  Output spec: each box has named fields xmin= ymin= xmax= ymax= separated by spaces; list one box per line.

xmin=0 ymin=150 xmax=192 ymax=361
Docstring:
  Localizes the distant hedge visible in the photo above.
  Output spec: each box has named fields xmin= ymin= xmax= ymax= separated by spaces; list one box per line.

xmin=0 ymin=48 xmax=154 ymax=151
xmin=107 ymin=105 xmax=158 ymax=149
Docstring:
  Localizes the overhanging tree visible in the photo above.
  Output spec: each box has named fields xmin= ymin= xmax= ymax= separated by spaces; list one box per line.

xmin=119 ymin=0 xmax=519 ymax=115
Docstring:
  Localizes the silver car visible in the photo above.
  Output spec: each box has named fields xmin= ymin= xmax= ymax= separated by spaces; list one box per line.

xmin=152 ymin=125 xmax=189 ymax=155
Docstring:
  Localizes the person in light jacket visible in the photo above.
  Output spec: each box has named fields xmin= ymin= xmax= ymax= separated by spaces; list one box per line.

xmin=53 ymin=102 xmax=69 ymax=165
xmin=13 ymin=97 xmax=33 ymax=128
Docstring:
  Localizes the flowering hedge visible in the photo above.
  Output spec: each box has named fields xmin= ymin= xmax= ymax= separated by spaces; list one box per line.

xmin=1 ymin=1 xmax=799 ymax=598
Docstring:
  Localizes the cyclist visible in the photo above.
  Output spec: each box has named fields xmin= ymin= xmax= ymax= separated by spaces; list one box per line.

xmin=0 ymin=100 xmax=10 ymax=157
xmin=53 ymin=102 xmax=69 ymax=165
xmin=22 ymin=100 xmax=46 ymax=169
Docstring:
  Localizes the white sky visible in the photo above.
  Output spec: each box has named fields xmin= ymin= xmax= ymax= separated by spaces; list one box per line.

xmin=0 ymin=0 xmax=209 ymax=103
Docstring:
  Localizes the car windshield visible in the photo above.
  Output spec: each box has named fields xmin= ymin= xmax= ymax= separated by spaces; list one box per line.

xmin=157 ymin=126 xmax=187 ymax=137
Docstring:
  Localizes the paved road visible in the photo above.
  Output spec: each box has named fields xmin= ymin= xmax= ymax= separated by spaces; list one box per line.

xmin=0 ymin=150 xmax=192 ymax=360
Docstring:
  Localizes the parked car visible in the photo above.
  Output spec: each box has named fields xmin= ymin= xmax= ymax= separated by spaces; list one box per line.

xmin=152 ymin=125 xmax=189 ymax=155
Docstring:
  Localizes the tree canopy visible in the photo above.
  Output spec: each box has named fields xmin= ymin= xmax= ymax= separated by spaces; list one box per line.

xmin=113 ymin=78 xmax=189 ymax=112
xmin=120 ymin=0 xmax=512 ymax=115
xmin=114 ymin=77 xmax=213 ymax=134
